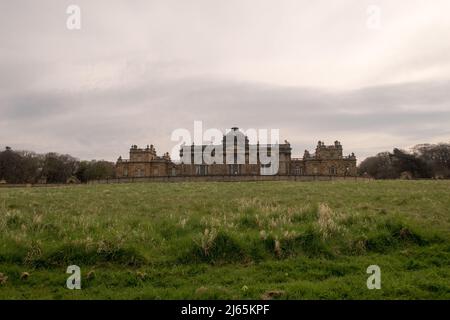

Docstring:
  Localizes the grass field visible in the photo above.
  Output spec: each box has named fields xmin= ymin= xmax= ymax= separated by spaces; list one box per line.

xmin=0 ymin=180 xmax=449 ymax=299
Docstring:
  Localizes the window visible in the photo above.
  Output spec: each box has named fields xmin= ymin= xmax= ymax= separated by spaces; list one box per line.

xmin=329 ymin=166 xmax=337 ymax=175
xmin=294 ymin=166 xmax=303 ymax=175
xmin=345 ymin=166 xmax=350 ymax=176
xmin=196 ymin=165 xmax=208 ymax=176
xmin=123 ymin=167 xmax=128 ymax=177
xmin=229 ymin=164 xmax=239 ymax=175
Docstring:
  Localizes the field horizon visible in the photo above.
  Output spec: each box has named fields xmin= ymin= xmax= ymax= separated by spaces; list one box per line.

xmin=0 ymin=180 xmax=449 ymax=299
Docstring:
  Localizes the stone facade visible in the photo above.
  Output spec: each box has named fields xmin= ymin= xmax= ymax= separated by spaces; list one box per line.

xmin=116 ymin=144 xmax=176 ymax=178
xmin=115 ymin=128 xmax=357 ymax=178
xmin=290 ymin=141 xmax=357 ymax=176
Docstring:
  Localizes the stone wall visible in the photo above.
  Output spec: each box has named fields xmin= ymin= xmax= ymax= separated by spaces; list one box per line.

xmin=90 ymin=175 xmax=371 ymax=184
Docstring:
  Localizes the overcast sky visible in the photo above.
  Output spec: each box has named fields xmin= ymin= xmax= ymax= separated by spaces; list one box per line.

xmin=1 ymin=0 xmax=449 ymax=161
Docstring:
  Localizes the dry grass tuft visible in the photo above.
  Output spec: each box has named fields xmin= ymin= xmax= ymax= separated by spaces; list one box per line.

xmin=0 ymin=273 xmax=8 ymax=285
xmin=317 ymin=203 xmax=341 ymax=239
xmin=259 ymin=230 xmax=268 ymax=240
xmin=20 ymin=272 xmax=30 ymax=280
xmin=274 ymin=239 xmax=282 ymax=257
xmin=195 ymin=228 xmax=217 ymax=256
xmin=24 ymin=241 xmax=43 ymax=265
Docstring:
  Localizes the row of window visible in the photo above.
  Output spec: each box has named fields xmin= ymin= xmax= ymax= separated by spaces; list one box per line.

xmin=122 ymin=165 xmax=350 ymax=177
xmin=195 ymin=165 xmax=343 ymax=176
xmin=195 ymin=164 xmax=242 ymax=175
xmin=293 ymin=166 xmax=338 ymax=175
xmin=123 ymin=168 xmax=158 ymax=177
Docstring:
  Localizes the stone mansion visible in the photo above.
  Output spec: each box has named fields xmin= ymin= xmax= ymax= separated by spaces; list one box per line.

xmin=115 ymin=128 xmax=357 ymax=178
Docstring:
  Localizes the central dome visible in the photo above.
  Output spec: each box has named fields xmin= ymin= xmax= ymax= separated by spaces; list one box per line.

xmin=223 ymin=127 xmax=248 ymax=145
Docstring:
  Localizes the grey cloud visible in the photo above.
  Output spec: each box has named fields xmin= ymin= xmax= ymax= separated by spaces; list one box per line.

xmin=1 ymin=1 xmax=450 ymax=161
xmin=1 ymin=75 xmax=449 ymax=160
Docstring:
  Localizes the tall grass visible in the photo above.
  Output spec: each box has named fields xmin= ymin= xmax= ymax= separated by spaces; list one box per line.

xmin=0 ymin=180 xmax=449 ymax=299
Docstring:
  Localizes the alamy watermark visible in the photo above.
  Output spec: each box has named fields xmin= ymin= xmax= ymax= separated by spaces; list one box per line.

xmin=366 ymin=5 xmax=382 ymax=30
xmin=66 ymin=5 xmax=81 ymax=30
xmin=66 ymin=265 xmax=81 ymax=290
xmin=366 ymin=265 xmax=381 ymax=290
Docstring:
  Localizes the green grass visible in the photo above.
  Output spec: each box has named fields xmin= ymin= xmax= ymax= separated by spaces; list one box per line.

xmin=0 ymin=180 xmax=449 ymax=299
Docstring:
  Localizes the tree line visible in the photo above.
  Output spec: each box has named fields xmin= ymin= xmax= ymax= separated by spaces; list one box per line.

xmin=358 ymin=143 xmax=450 ymax=179
xmin=0 ymin=147 xmax=115 ymax=184
xmin=1 ymin=142 xmax=449 ymax=183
